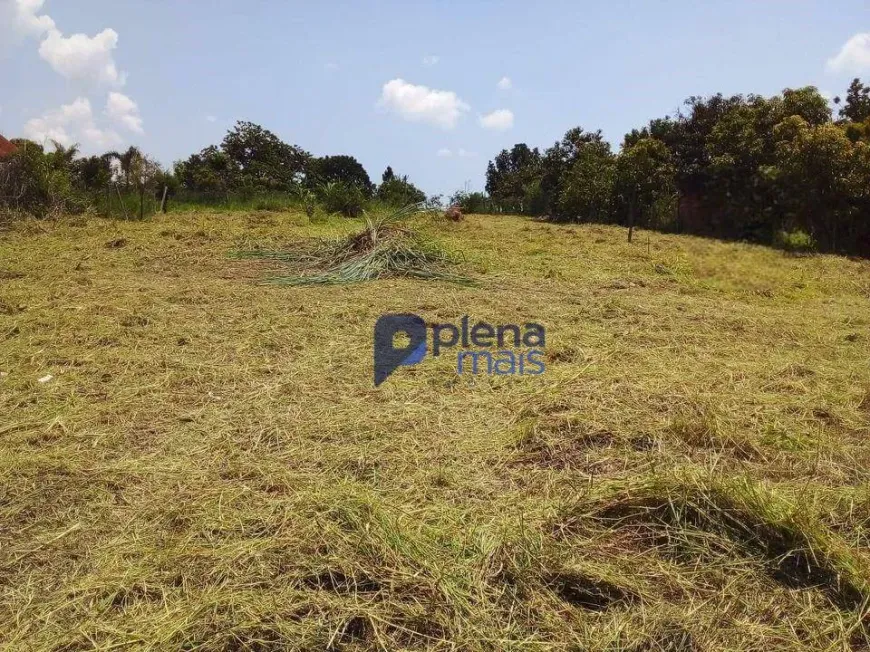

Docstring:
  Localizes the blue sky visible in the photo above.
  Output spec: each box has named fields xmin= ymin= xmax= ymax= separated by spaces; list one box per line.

xmin=1 ymin=0 xmax=869 ymax=196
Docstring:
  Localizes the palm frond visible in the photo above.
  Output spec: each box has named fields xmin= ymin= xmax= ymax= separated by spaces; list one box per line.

xmin=235 ymin=203 xmax=470 ymax=286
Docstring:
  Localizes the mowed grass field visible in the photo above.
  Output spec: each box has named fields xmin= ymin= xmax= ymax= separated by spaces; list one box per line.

xmin=2 ymin=209 xmax=870 ymax=650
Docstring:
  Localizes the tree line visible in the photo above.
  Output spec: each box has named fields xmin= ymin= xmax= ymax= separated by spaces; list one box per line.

xmin=3 ymin=79 xmax=870 ymax=255
xmin=485 ymin=79 xmax=870 ymax=254
xmin=0 ymin=120 xmax=429 ymax=219
xmin=173 ymin=121 xmax=428 ymax=214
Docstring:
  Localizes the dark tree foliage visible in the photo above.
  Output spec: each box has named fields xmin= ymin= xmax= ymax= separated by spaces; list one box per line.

xmin=836 ymin=79 xmax=870 ymax=123
xmin=377 ymin=173 xmax=426 ymax=206
xmin=221 ymin=121 xmax=309 ymax=190
xmin=175 ymin=146 xmax=236 ymax=195
xmin=449 ymin=191 xmax=492 ymax=214
xmin=538 ymin=127 xmax=611 ymax=218
xmin=482 ymin=82 xmax=870 ymax=255
xmin=382 ymin=166 xmax=395 ymax=183
xmin=73 ymin=155 xmax=113 ymax=191
xmin=614 ymin=137 xmax=676 ymax=232
xmin=175 ymin=121 xmax=310 ymax=194
xmin=553 ymin=137 xmax=615 ymax=222
xmin=307 ymin=155 xmax=373 ymax=196
xmin=485 ymin=144 xmax=542 ymax=214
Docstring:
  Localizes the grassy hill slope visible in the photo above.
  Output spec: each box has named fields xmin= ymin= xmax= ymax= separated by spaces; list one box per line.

xmin=1 ymin=210 xmax=870 ymax=650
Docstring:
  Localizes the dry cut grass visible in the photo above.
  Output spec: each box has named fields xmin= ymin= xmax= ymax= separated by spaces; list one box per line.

xmin=1 ymin=208 xmax=870 ymax=650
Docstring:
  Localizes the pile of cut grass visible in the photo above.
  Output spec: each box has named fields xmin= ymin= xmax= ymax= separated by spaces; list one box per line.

xmin=236 ymin=204 xmax=470 ymax=285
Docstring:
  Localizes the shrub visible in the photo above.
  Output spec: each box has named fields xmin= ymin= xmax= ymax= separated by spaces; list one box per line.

xmin=319 ymin=181 xmax=366 ymax=217
xmin=0 ymin=141 xmax=85 ymax=218
xmin=296 ymin=187 xmax=317 ymax=218
xmin=449 ymin=191 xmax=492 ymax=214
xmin=775 ymin=229 xmax=816 ymax=253
xmin=376 ymin=176 xmax=426 ymax=207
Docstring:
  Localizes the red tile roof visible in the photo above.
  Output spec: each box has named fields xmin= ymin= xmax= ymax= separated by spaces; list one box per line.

xmin=0 ymin=135 xmax=18 ymax=159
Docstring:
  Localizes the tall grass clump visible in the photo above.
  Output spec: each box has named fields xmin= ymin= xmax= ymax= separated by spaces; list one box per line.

xmin=235 ymin=204 xmax=470 ymax=285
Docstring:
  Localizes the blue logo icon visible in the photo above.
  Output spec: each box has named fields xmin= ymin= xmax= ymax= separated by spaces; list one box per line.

xmin=374 ymin=313 xmax=546 ymax=385
xmin=374 ymin=314 xmax=428 ymax=386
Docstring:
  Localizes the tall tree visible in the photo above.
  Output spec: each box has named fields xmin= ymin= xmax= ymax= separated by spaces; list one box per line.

xmin=47 ymin=141 xmax=80 ymax=171
xmin=221 ymin=121 xmax=310 ymax=190
xmin=837 ymin=78 xmax=870 ymax=123
xmin=307 ymin=155 xmax=373 ymax=196
xmin=773 ymin=117 xmax=861 ymax=251
xmin=540 ymin=127 xmax=610 ymax=219
xmin=376 ymin=173 xmax=426 ymax=206
xmin=615 ymin=138 xmax=677 ymax=239
xmin=485 ymin=143 xmax=542 ymax=214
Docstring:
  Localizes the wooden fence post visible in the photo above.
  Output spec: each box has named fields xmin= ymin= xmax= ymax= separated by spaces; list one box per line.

xmin=115 ymin=184 xmax=129 ymax=220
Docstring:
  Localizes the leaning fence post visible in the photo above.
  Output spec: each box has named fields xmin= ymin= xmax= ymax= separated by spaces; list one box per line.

xmin=115 ymin=183 xmax=129 ymax=220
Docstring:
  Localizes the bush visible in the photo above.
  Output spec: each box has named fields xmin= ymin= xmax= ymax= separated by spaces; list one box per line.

xmin=0 ymin=142 xmax=86 ymax=218
xmin=449 ymin=191 xmax=493 ymax=214
xmin=319 ymin=181 xmax=366 ymax=217
xmin=376 ymin=177 xmax=426 ymax=207
xmin=775 ymin=229 xmax=816 ymax=253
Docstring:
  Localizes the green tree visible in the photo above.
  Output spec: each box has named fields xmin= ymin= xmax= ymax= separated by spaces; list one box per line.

xmin=221 ymin=121 xmax=309 ymax=190
xmin=773 ymin=117 xmax=860 ymax=251
xmin=485 ymin=143 xmax=542 ymax=214
xmin=73 ymin=154 xmax=113 ymax=190
xmin=0 ymin=139 xmax=83 ymax=217
xmin=174 ymin=146 xmax=237 ymax=196
xmin=555 ymin=139 xmax=615 ymax=222
xmin=105 ymin=146 xmax=144 ymax=188
xmin=376 ymin=174 xmax=426 ymax=206
xmin=382 ymin=166 xmax=395 ymax=183
xmin=307 ymin=155 xmax=373 ymax=196
xmin=449 ymin=190 xmax=491 ymax=214
xmin=47 ymin=141 xmax=80 ymax=171
xmin=615 ymin=138 xmax=677 ymax=239
xmin=540 ymin=127 xmax=611 ymax=218
xmin=836 ymin=78 xmax=870 ymax=123
xmin=779 ymin=86 xmax=831 ymax=126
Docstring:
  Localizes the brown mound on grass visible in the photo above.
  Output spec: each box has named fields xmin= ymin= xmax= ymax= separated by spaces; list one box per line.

xmin=445 ymin=205 xmax=464 ymax=221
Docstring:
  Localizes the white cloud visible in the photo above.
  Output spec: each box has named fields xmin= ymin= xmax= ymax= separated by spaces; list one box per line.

xmin=105 ymin=92 xmax=143 ymax=133
xmin=325 ymin=62 xmax=339 ymax=71
xmin=39 ymin=27 xmax=124 ymax=86
xmin=497 ymin=76 xmax=512 ymax=90
xmin=6 ymin=1 xmax=127 ymax=86
xmin=479 ymin=108 xmax=514 ymax=131
xmin=437 ymin=147 xmax=476 ymax=158
xmin=11 ymin=0 xmax=56 ymax=36
xmin=206 ymin=115 xmax=217 ymax=123
xmin=23 ymin=97 xmax=122 ymax=150
xmin=6 ymin=0 xmax=142 ymax=145
xmin=827 ymin=33 xmax=870 ymax=74
xmin=422 ymin=55 xmax=439 ymax=66
xmin=379 ymin=79 xmax=469 ymax=130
